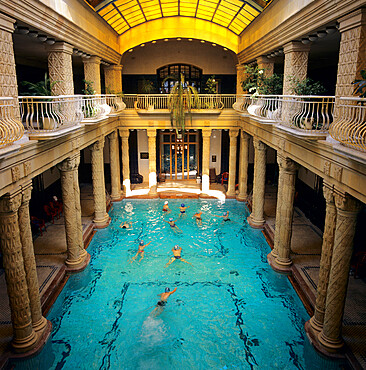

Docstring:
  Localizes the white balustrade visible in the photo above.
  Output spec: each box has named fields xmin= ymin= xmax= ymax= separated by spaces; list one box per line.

xmin=247 ymin=95 xmax=281 ymax=121
xmin=0 ymin=97 xmax=24 ymax=148
xmin=330 ymin=97 xmax=366 ymax=152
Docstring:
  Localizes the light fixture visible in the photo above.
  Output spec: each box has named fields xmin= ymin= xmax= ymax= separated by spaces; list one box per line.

xmin=274 ymin=51 xmax=280 ymax=56
xmin=128 ymin=49 xmax=133 ymax=52
xmin=278 ymin=49 xmax=284 ymax=55
xmin=308 ymin=34 xmax=318 ymax=41
xmin=301 ymin=37 xmax=310 ymax=44
xmin=18 ymin=26 xmax=29 ymax=34
xmin=200 ymin=40 xmax=205 ymax=43
xmin=317 ymin=30 xmax=327 ymax=38
xmin=140 ymin=43 xmax=145 ymax=47
xmin=38 ymin=34 xmax=47 ymax=42
xmin=77 ymin=50 xmax=83 ymax=56
xmin=73 ymin=48 xmax=79 ymax=55
xmin=85 ymin=54 xmax=91 ymax=59
xmin=223 ymin=48 xmax=228 ymax=51
xmin=152 ymin=40 xmax=156 ymax=44
xmin=164 ymin=38 xmax=169 ymax=42
xmin=188 ymin=38 xmax=192 ymax=41
xmin=28 ymin=30 xmax=38 ymax=38
xmin=267 ymin=54 xmax=272 ymax=58
xmin=177 ymin=38 xmax=181 ymax=41
xmin=46 ymin=38 xmax=55 ymax=45
xmin=271 ymin=52 xmax=275 ymax=57
xmin=212 ymin=43 xmax=216 ymax=46
xmin=326 ymin=26 xmax=337 ymax=34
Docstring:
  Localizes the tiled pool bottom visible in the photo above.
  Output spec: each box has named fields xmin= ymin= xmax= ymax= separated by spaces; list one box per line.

xmin=14 ymin=199 xmax=345 ymax=369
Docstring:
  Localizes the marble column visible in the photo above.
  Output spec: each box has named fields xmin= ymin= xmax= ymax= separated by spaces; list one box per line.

xmin=18 ymin=182 xmax=47 ymax=333
xmin=104 ymin=64 xmax=123 ymax=93
xmin=119 ymin=129 xmax=131 ymax=196
xmin=237 ymin=131 xmax=250 ymax=201
xmin=83 ymin=56 xmax=101 ymax=95
xmin=257 ymin=56 xmax=274 ymax=78
xmin=109 ymin=131 xmax=122 ymax=201
xmin=0 ymin=190 xmax=37 ymax=352
xmin=282 ymin=41 xmax=311 ymax=95
xmin=273 ymin=154 xmax=298 ymax=270
xmin=90 ymin=139 xmax=110 ymax=227
xmin=236 ymin=64 xmax=246 ymax=94
xmin=248 ymin=138 xmax=266 ymax=228
xmin=48 ymin=42 xmax=74 ymax=95
xmin=58 ymin=154 xmax=89 ymax=267
xmin=147 ymin=129 xmax=158 ymax=196
xmin=201 ymin=129 xmax=212 ymax=194
xmin=309 ymin=182 xmax=337 ymax=332
xmin=227 ymin=129 xmax=239 ymax=198
xmin=318 ymin=192 xmax=362 ymax=351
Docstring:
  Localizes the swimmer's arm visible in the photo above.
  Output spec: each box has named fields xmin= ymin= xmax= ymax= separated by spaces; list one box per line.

xmin=145 ymin=241 xmax=151 ymax=247
xmin=168 ymin=287 xmax=177 ymax=297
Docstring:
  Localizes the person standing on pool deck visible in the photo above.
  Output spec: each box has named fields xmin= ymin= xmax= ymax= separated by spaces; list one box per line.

xmin=215 ymin=211 xmax=231 ymax=221
xmin=193 ymin=211 xmax=203 ymax=226
xmin=165 ymin=245 xmax=193 ymax=267
xmin=179 ymin=203 xmax=190 ymax=218
xmin=131 ymin=240 xmax=151 ymax=263
xmin=162 ymin=200 xmax=171 ymax=213
xmin=151 ymin=287 xmax=177 ymax=317
xmin=163 ymin=217 xmax=182 ymax=233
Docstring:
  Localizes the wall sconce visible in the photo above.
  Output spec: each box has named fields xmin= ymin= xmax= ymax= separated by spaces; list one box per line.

xmin=308 ymin=34 xmax=318 ymax=41
xmin=301 ymin=37 xmax=310 ymax=44
xmin=18 ymin=26 xmax=29 ymax=34
xmin=28 ymin=30 xmax=38 ymax=38
xmin=38 ymin=34 xmax=47 ymax=42
xmin=46 ymin=38 xmax=55 ymax=45
xmin=326 ymin=26 xmax=337 ymax=34
xmin=317 ymin=30 xmax=327 ymax=38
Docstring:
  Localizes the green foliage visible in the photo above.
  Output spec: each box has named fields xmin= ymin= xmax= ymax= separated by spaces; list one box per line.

xmin=288 ymin=77 xmax=326 ymax=96
xmin=21 ymin=73 xmax=58 ymax=96
xmin=83 ymin=79 xmax=95 ymax=95
xmin=241 ymin=65 xmax=260 ymax=93
xmin=166 ymin=73 xmax=200 ymax=132
xmin=241 ymin=65 xmax=283 ymax=95
xmin=205 ymin=75 xmax=217 ymax=94
xmin=106 ymin=86 xmax=124 ymax=97
xmin=141 ymin=79 xmax=156 ymax=94
xmin=353 ymin=70 xmax=366 ymax=98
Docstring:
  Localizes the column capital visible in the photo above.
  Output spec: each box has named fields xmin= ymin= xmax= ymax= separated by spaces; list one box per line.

xmin=277 ymin=154 xmax=298 ymax=174
xmin=0 ymin=13 xmax=16 ymax=33
xmin=253 ymin=137 xmax=266 ymax=151
xmin=109 ymin=130 xmax=117 ymax=140
xmin=334 ymin=190 xmax=363 ymax=214
xmin=241 ymin=130 xmax=250 ymax=141
xmin=338 ymin=8 xmax=366 ymax=33
xmin=229 ymin=128 xmax=239 ymax=138
xmin=0 ymin=189 xmax=22 ymax=213
xmin=322 ymin=182 xmax=334 ymax=204
xmin=104 ymin=64 xmax=123 ymax=72
xmin=57 ymin=153 xmax=80 ymax=172
xmin=47 ymin=41 xmax=74 ymax=55
xmin=256 ymin=55 xmax=272 ymax=64
xmin=90 ymin=138 xmax=105 ymax=152
xmin=83 ymin=55 xmax=102 ymax=65
xmin=202 ymin=129 xmax=212 ymax=138
xmin=283 ymin=41 xmax=311 ymax=54
xmin=236 ymin=63 xmax=245 ymax=71
xmin=21 ymin=181 xmax=33 ymax=204
xmin=119 ymin=128 xmax=130 ymax=138
xmin=147 ymin=128 xmax=157 ymax=138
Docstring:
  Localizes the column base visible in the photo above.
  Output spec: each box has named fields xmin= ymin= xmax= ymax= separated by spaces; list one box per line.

xmin=12 ymin=330 xmax=38 ymax=353
xmin=32 ymin=316 xmax=48 ymax=333
xmin=267 ymin=252 xmax=292 ymax=274
xmin=226 ymin=191 xmax=236 ymax=199
xmin=318 ymin=331 xmax=344 ymax=352
xmin=148 ymin=186 xmax=159 ymax=198
xmin=247 ymin=215 xmax=265 ymax=229
xmin=66 ymin=252 xmax=91 ymax=273
xmin=310 ymin=313 xmax=324 ymax=333
xmin=199 ymin=193 xmax=211 ymax=199
xmin=93 ymin=214 xmax=111 ymax=228
xmin=110 ymin=194 xmax=123 ymax=202
xmin=236 ymin=194 xmax=247 ymax=202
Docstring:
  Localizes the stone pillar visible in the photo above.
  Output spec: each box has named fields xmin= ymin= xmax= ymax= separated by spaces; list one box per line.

xmin=119 ymin=129 xmax=131 ymax=196
xmin=309 ymin=182 xmax=337 ymax=332
xmin=104 ymin=64 xmax=123 ymax=93
xmin=227 ymin=129 xmax=239 ymax=198
xmin=18 ymin=182 xmax=47 ymax=333
xmin=201 ymin=129 xmax=212 ymax=194
xmin=236 ymin=64 xmax=246 ymax=94
xmin=58 ymin=154 xmax=89 ymax=267
xmin=248 ymin=138 xmax=266 ymax=228
xmin=90 ymin=139 xmax=110 ymax=227
xmin=83 ymin=56 xmax=101 ymax=95
xmin=0 ymin=190 xmax=37 ymax=352
xmin=147 ymin=129 xmax=158 ymax=197
xmin=272 ymin=154 xmax=298 ymax=271
xmin=48 ymin=42 xmax=74 ymax=95
xmin=237 ymin=131 xmax=250 ymax=201
xmin=257 ymin=56 xmax=274 ymax=77
xmin=282 ymin=41 xmax=311 ymax=95
xmin=109 ymin=131 xmax=122 ymax=201
xmin=318 ymin=192 xmax=362 ymax=351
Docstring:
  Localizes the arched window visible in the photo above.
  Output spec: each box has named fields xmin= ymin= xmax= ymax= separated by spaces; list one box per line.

xmin=157 ymin=64 xmax=202 ymax=93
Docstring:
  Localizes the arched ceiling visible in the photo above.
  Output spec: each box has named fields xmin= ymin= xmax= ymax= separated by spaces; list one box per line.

xmin=84 ymin=0 xmax=271 ymax=36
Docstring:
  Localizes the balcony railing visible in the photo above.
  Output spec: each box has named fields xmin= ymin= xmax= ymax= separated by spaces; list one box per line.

xmin=247 ymin=95 xmax=282 ymax=122
xmin=233 ymin=94 xmax=252 ymax=113
xmin=330 ymin=97 xmax=366 ymax=152
xmin=0 ymin=97 xmax=24 ymax=148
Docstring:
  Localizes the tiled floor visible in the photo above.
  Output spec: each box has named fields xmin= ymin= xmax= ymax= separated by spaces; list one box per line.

xmin=0 ymin=182 xmax=365 ymax=368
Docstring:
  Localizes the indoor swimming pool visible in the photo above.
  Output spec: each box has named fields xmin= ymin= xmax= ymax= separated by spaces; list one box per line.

xmin=15 ymin=199 xmax=344 ymax=369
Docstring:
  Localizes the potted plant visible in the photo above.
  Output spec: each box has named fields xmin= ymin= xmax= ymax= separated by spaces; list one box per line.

xmin=352 ymin=69 xmax=366 ymax=98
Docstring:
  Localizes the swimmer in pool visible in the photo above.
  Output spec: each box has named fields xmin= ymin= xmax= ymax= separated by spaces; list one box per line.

xmin=165 ymin=245 xmax=193 ymax=267
xmin=119 ymin=221 xmax=132 ymax=229
xmin=162 ymin=200 xmax=171 ymax=213
xmin=178 ymin=203 xmax=190 ymax=218
xmin=130 ymin=240 xmax=151 ymax=263
xmin=151 ymin=287 xmax=177 ymax=317
xmin=215 ymin=211 xmax=231 ymax=221
xmin=164 ymin=217 xmax=182 ymax=233
xmin=193 ymin=211 xmax=203 ymax=226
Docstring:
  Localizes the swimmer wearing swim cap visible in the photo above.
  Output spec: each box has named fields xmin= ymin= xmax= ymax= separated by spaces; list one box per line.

xmin=151 ymin=287 xmax=177 ymax=317
xmin=162 ymin=200 xmax=171 ymax=213
xmin=165 ymin=244 xmax=193 ymax=267
xmin=130 ymin=240 xmax=151 ymax=263
xmin=163 ymin=217 xmax=182 ymax=234
xmin=179 ymin=203 xmax=190 ymax=218
xmin=193 ymin=210 xmax=203 ymax=226
xmin=214 ymin=210 xmax=231 ymax=222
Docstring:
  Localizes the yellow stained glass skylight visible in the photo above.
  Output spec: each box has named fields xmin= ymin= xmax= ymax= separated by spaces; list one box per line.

xmin=85 ymin=0 xmax=271 ymax=36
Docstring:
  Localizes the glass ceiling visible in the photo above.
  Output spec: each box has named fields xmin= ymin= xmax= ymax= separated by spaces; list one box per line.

xmin=85 ymin=0 xmax=271 ymax=36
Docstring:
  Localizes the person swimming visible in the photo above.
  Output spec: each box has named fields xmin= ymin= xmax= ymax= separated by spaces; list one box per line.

xmin=165 ymin=245 xmax=193 ymax=267
xmin=163 ymin=217 xmax=182 ymax=233
xmin=215 ymin=211 xmax=231 ymax=221
xmin=130 ymin=240 xmax=151 ymax=263
xmin=151 ymin=287 xmax=177 ymax=317
xmin=162 ymin=201 xmax=171 ymax=213
xmin=179 ymin=203 xmax=190 ymax=218
xmin=120 ymin=221 xmax=132 ymax=229
xmin=193 ymin=211 xmax=203 ymax=226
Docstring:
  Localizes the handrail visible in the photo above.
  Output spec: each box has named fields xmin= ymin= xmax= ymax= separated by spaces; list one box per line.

xmin=330 ymin=97 xmax=366 ymax=152
xmin=0 ymin=97 xmax=24 ymax=148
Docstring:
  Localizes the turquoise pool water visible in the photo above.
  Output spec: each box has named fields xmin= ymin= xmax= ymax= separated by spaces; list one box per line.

xmin=15 ymin=199 xmax=344 ymax=369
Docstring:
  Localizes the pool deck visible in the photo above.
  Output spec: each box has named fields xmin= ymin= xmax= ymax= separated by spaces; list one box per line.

xmin=0 ymin=182 xmax=365 ymax=369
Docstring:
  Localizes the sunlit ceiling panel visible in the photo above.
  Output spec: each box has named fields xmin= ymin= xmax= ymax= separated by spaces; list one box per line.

xmin=84 ymin=0 xmax=272 ymax=35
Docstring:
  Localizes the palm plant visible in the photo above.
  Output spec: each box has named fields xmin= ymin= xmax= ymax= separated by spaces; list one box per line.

xmin=166 ymin=73 xmax=200 ymax=132
xmin=21 ymin=73 xmax=57 ymax=96
xmin=353 ymin=70 xmax=366 ymax=98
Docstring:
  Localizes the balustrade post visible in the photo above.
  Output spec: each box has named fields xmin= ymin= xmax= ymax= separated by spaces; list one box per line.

xmin=237 ymin=131 xmax=250 ymax=201
xmin=83 ymin=56 xmax=101 ymax=95
xmin=119 ymin=129 xmax=131 ymax=196
xmin=201 ymin=129 xmax=212 ymax=194
xmin=109 ymin=131 xmax=122 ymax=201
xmin=227 ymin=129 xmax=239 ymax=198
xmin=147 ymin=129 xmax=158 ymax=197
